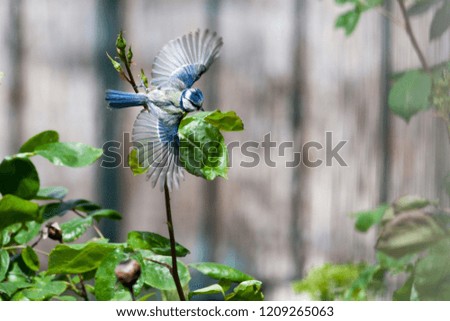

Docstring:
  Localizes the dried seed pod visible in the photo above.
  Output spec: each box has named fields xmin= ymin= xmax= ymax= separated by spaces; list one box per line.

xmin=44 ymin=222 xmax=63 ymax=243
xmin=115 ymin=259 xmax=141 ymax=289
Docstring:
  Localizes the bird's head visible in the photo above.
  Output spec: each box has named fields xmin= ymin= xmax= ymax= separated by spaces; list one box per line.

xmin=180 ymin=88 xmax=204 ymax=112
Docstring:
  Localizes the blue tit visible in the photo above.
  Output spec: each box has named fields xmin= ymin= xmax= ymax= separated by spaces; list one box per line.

xmin=105 ymin=29 xmax=222 ymax=113
xmin=105 ymin=29 xmax=223 ymax=190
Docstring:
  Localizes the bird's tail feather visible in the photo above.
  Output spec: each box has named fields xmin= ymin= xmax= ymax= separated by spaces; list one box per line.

xmin=105 ymin=89 xmax=149 ymax=109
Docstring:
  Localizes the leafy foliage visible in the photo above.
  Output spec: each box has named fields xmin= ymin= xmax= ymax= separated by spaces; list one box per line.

xmin=353 ymin=204 xmax=389 ymax=232
xmin=0 ymin=130 xmax=262 ymax=301
xmin=178 ymin=110 xmax=243 ymax=181
xmin=297 ymin=1 xmax=450 ymax=302
xmin=429 ymin=0 xmax=450 ymax=40
xmin=127 ymin=231 xmax=189 ymax=257
xmin=293 ymin=263 xmax=366 ymax=300
xmin=296 ymin=194 xmax=450 ymax=300
xmin=190 ymin=262 xmax=253 ymax=283
xmin=388 ymin=71 xmax=432 ymax=122
xmin=334 ymin=0 xmax=384 ymax=35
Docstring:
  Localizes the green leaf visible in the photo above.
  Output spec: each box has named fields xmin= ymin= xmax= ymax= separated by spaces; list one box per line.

xmin=189 ymin=284 xmax=225 ymax=299
xmin=21 ymin=246 xmax=40 ymax=272
xmin=0 ymin=281 xmax=33 ymax=298
xmin=95 ymin=248 xmax=127 ymax=301
xmin=21 ymin=275 xmax=67 ymax=301
xmin=226 ymin=280 xmax=264 ymax=301
xmin=0 ymin=249 xmax=10 ymax=281
xmin=0 ymin=223 xmax=21 ymax=246
xmin=60 ymin=216 xmax=93 ymax=242
xmin=293 ymin=263 xmax=364 ymax=300
xmin=128 ymin=148 xmax=149 ymax=176
xmin=14 ymin=221 xmax=41 ymax=245
xmin=142 ymin=254 xmax=190 ymax=292
xmin=7 ymin=261 xmax=34 ymax=284
xmin=335 ymin=10 xmax=361 ymax=36
xmin=107 ymin=52 xmax=122 ymax=72
xmin=39 ymin=199 xmax=99 ymax=220
xmin=116 ymin=31 xmax=127 ymax=50
xmin=178 ymin=116 xmax=228 ymax=180
xmin=11 ymin=291 xmax=30 ymax=301
xmin=140 ymin=69 xmax=149 ymax=88
xmin=376 ymin=251 xmax=414 ymax=274
xmin=74 ymin=200 xmax=101 ymax=212
xmin=393 ymin=195 xmax=435 ymax=213
xmin=0 ymin=195 xmax=39 ymax=230
xmin=47 ymin=242 xmax=119 ymax=274
xmin=127 ymin=46 xmax=133 ymax=64
xmin=112 ymin=289 xmax=132 ymax=301
xmin=429 ymin=1 xmax=450 ymax=40
xmin=34 ymin=186 xmax=68 ymax=200
xmin=344 ymin=265 xmax=386 ymax=300
xmin=127 ymin=231 xmax=190 ymax=257
xmin=189 ymin=262 xmax=253 ymax=283
xmin=388 ymin=70 xmax=432 ymax=121
xmin=407 ymin=0 xmax=442 ymax=16
xmin=204 ymin=110 xmax=244 ymax=131
xmin=181 ymin=110 xmax=244 ymax=132
xmin=393 ymin=275 xmax=414 ymax=301
xmin=414 ymin=239 xmax=450 ymax=300
xmin=19 ymin=130 xmax=59 ymax=153
xmin=354 ymin=204 xmax=389 ymax=232
xmin=89 ymin=209 xmax=122 ymax=221
xmin=376 ymin=210 xmax=447 ymax=258
xmin=0 ymin=157 xmax=40 ymax=200
xmin=35 ymin=142 xmax=103 ymax=167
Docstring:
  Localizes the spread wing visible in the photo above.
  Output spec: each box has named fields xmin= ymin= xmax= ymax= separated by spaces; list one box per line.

xmin=151 ymin=29 xmax=223 ymax=90
xmin=132 ymin=109 xmax=184 ymax=191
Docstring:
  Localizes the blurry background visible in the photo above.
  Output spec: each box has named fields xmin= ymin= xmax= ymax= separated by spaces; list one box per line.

xmin=0 ymin=0 xmax=449 ymax=299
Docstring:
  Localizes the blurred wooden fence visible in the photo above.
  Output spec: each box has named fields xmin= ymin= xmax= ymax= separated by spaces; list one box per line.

xmin=0 ymin=0 xmax=449 ymax=299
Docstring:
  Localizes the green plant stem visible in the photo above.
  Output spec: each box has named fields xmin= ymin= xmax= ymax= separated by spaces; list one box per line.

xmin=164 ymin=182 xmax=186 ymax=301
xmin=2 ymin=245 xmax=48 ymax=256
xmin=66 ymin=276 xmax=83 ymax=297
xmin=117 ymin=43 xmax=185 ymax=300
xmin=396 ymin=0 xmax=430 ymax=73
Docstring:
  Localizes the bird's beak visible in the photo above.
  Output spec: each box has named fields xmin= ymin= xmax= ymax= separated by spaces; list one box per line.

xmin=200 ymin=107 xmax=205 ymax=111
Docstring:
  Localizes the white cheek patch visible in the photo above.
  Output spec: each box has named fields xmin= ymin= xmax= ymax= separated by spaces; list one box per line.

xmin=185 ymin=90 xmax=193 ymax=101
xmin=183 ymin=98 xmax=195 ymax=111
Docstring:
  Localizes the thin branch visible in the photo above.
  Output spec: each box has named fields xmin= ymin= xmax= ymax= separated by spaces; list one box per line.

xmin=164 ymin=182 xmax=186 ymax=301
xmin=144 ymin=257 xmax=173 ymax=272
xmin=124 ymin=62 xmax=138 ymax=93
xmin=396 ymin=0 xmax=430 ymax=72
xmin=72 ymin=209 xmax=105 ymax=239
xmin=78 ymin=274 xmax=89 ymax=301
xmin=30 ymin=231 xmax=43 ymax=248
xmin=117 ymin=42 xmax=186 ymax=301
xmin=130 ymin=289 xmax=136 ymax=301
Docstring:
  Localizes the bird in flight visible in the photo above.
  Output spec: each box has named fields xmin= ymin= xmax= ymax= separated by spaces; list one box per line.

xmin=105 ymin=29 xmax=223 ymax=190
